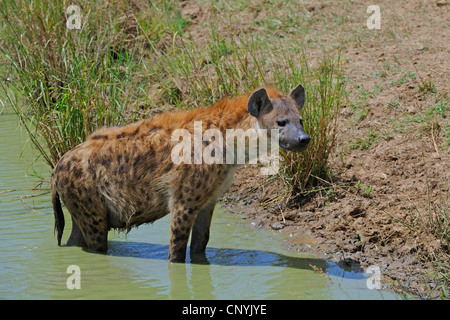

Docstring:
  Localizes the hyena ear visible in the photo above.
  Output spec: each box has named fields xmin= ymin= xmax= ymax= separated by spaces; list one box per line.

xmin=247 ymin=88 xmax=273 ymax=118
xmin=289 ymin=84 xmax=306 ymax=111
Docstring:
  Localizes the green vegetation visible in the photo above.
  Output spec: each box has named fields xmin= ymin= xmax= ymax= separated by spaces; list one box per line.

xmin=355 ymin=180 xmax=373 ymax=198
xmin=392 ymin=96 xmax=448 ymax=149
xmin=349 ymin=128 xmax=393 ymax=150
xmin=279 ymin=54 xmax=346 ymax=193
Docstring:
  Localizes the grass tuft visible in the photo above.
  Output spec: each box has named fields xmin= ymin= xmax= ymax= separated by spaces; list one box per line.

xmin=279 ymin=53 xmax=346 ymax=194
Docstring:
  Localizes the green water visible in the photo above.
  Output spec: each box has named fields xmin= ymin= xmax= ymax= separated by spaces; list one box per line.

xmin=0 ymin=107 xmax=400 ymax=300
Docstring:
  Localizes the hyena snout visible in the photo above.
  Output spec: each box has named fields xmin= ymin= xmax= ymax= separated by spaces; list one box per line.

xmin=289 ymin=131 xmax=311 ymax=152
xmin=279 ymin=128 xmax=310 ymax=152
xmin=298 ymin=131 xmax=311 ymax=147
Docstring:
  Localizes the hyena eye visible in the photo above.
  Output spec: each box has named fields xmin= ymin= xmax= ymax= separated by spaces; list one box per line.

xmin=277 ymin=120 xmax=287 ymax=127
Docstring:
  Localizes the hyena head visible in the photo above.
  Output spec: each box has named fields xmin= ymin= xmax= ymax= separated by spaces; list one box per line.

xmin=247 ymin=84 xmax=310 ymax=152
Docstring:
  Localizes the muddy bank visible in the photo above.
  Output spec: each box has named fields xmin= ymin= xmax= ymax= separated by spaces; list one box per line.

xmin=221 ymin=141 xmax=447 ymax=299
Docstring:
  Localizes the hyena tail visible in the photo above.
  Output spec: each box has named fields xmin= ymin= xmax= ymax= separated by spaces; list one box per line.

xmin=52 ymin=188 xmax=65 ymax=246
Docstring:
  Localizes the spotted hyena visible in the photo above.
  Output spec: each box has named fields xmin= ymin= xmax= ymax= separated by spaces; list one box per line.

xmin=51 ymin=84 xmax=310 ymax=262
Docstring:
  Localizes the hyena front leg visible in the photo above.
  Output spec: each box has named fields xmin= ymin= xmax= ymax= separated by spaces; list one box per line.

xmin=168 ymin=166 xmax=221 ymax=262
xmin=168 ymin=202 xmax=199 ymax=263
xmin=190 ymin=199 xmax=216 ymax=255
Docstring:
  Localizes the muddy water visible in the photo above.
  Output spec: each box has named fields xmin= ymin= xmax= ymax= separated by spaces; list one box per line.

xmin=0 ymin=107 xmax=400 ymax=300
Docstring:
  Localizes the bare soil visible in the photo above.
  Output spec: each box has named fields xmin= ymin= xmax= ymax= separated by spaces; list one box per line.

xmin=180 ymin=0 xmax=449 ymax=298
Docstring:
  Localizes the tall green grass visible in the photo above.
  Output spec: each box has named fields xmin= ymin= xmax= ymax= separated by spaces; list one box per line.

xmin=278 ymin=53 xmax=346 ymax=193
xmin=0 ymin=0 xmax=185 ymax=168
xmin=0 ymin=0 xmax=133 ymax=168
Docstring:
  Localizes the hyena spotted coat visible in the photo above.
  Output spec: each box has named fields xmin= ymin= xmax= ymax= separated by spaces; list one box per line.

xmin=51 ymin=84 xmax=310 ymax=262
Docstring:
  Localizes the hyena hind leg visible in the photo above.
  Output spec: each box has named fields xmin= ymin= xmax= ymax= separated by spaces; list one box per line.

xmin=66 ymin=218 xmax=87 ymax=247
xmin=67 ymin=202 xmax=110 ymax=253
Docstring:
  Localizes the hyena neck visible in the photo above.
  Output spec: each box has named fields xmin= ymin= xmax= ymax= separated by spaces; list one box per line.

xmin=218 ymin=107 xmax=273 ymax=167
xmin=210 ymin=89 xmax=282 ymax=167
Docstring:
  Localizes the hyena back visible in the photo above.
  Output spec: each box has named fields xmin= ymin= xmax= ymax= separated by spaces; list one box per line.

xmin=51 ymin=84 xmax=310 ymax=262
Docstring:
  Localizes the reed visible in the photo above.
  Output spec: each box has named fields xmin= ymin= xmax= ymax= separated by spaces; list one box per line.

xmin=0 ymin=0 xmax=183 ymax=168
